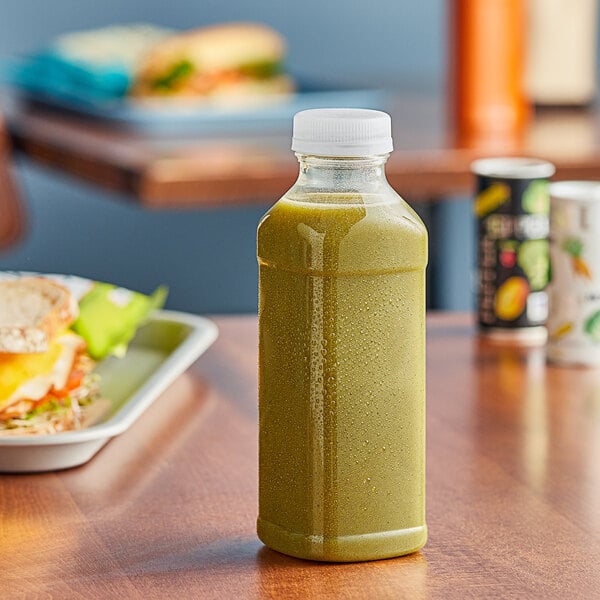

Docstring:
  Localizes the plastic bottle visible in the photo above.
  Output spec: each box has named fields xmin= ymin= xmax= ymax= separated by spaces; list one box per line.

xmin=257 ymin=109 xmax=428 ymax=562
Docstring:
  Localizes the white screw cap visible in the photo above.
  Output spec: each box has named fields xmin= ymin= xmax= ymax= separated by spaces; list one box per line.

xmin=291 ymin=108 xmax=393 ymax=157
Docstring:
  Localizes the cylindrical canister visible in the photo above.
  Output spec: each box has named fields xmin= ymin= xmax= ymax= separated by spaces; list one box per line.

xmin=547 ymin=182 xmax=600 ymax=365
xmin=471 ymin=157 xmax=556 ymax=343
xmin=449 ymin=0 xmax=530 ymax=140
xmin=525 ymin=0 xmax=598 ymax=107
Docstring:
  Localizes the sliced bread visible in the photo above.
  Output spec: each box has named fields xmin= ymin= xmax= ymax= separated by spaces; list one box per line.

xmin=0 ymin=277 xmax=79 ymax=353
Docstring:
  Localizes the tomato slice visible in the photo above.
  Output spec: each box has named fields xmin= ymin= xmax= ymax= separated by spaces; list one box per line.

xmin=52 ymin=369 xmax=85 ymax=399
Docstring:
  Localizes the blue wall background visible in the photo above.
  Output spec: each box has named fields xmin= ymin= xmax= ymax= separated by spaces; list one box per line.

xmin=0 ymin=1 xmax=473 ymax=313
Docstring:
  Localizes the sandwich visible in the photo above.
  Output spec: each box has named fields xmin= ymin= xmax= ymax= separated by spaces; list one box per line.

xmin=0 ymin=277 xmax=103 ymax=435
xmin=130 ymin=22 xmax=294 ymax=102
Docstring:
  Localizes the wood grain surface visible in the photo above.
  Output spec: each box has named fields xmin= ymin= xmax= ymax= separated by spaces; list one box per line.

xmin=2 ymin=313 xmax=600 ymax=599
xmin=4 ymin=91 xmax=600 ymax=206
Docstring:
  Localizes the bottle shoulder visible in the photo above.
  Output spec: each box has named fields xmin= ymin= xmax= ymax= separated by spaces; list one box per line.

xmin=259 ymin=191 xmax=427 ymax=238
xmin=258 ymin=192 xmax=428 ymax=275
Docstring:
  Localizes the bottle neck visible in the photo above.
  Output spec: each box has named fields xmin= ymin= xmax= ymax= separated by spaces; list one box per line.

xmin=294 ymin=154 xmax=390 ymax=194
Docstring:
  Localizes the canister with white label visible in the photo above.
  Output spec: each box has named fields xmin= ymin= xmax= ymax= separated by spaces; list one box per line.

xmin=547 ymin=181 xmax=600 ymax=365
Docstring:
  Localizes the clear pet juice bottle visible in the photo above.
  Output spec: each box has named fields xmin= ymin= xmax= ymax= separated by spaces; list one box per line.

xmin=257 ymin=109 xmax=428 ymax=562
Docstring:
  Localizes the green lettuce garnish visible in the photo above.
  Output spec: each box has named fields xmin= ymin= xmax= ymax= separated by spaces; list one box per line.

xmin=239 ymin=60 xmax=283 ymax=79
xmin=72 ymin=284 xmax=168 ymax=360
xmin=150 ymin=59 xmax=195 ymax=91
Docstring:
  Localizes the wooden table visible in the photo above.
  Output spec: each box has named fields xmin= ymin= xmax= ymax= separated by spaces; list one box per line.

xmin=2 ymin=313 xmax=600 ymax=599
xmin=4 ymin=91 xmax=600 ymax=207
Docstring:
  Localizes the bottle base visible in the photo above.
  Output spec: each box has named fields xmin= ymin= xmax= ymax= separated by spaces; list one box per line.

xmin=257 ymin=517 xmax=427 ymax=563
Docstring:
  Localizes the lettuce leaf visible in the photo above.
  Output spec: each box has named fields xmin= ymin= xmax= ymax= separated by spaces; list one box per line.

xmin=72 ymin=284 xmax=168 ymax=360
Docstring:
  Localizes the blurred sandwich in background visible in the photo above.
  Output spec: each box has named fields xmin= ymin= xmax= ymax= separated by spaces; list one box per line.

xmin=3 ymin=21 xmax=294 ymax=108
xmin=131 ymin=22 xmax=294 ymax=104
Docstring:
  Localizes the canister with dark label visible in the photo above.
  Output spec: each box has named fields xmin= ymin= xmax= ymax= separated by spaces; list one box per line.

xmin=471 ymin=158 xmax=556 ymax=342
xmin=547 ymin=181 xmax=600 ymax=365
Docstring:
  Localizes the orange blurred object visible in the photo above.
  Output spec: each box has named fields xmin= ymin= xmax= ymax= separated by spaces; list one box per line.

xmin=449 ymin=0 xmax=530 ymax=149
xmin=0 ymin=112 xmax=25 ymax=250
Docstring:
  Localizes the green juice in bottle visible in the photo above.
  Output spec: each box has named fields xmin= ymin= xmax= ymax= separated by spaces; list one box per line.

xmin=257 ymin=109 xmax=427 ymax=562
